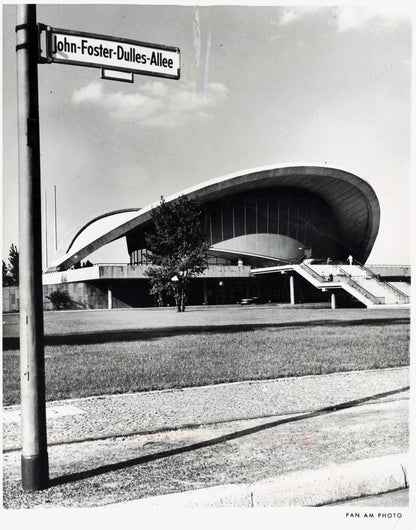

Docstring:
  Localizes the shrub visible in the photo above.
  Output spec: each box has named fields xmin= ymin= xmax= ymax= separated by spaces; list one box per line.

xmin=46 ymin=290 xmax=77 ymax=310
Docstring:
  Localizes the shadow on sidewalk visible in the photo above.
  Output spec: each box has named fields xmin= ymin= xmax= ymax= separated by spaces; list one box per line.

xmin=49 ymin=385 xmax=409 ymax=488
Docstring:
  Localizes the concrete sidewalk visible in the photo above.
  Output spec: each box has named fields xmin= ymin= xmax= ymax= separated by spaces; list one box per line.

xmin=124 ymin=452 xmax=409 ymax=507
xmin=3 ymin=366 xmax=409 ymax=449
xmin=3 ymin=367 xmax=410 ymax=508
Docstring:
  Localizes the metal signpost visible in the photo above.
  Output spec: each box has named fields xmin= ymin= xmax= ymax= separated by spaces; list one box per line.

xmin=41 ymin=26 xmax=180 ymax=81
xmin=16 ymin=4 xmax=49 ymax=492
xmin=15 ymin=4 xmax=180 ymax=491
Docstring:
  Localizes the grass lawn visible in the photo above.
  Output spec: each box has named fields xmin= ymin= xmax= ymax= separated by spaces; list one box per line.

xmin=2 ymin=307 xmax=410 ymax=510
xmin=3 ymin=313 xmax=409 ymax=406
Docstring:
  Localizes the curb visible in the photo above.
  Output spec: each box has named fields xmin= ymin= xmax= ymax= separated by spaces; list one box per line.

xmin=118 ymin=453 xmax=408 ymax=508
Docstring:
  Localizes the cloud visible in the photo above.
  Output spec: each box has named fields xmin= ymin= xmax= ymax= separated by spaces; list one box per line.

xmin=334 ymin=6 xmax=409 ymax=32
xmin=71 ymin=80 xmax=228 ymax=128
xmin=272 ymin=5 xmax=409 ymax=32
xmin=279 ymin=8 xmax=301 ymax=26
xmin=272 ymin=6 xmax=322 ymax=27
xmin=72 ymin=81 xmax=103 ymax=103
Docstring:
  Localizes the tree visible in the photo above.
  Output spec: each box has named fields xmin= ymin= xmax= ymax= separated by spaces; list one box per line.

xmin=8 ymin=244 xmax=19 ymax=286
xmin=145 ymin=195 xmax=209 ymax=312
xmin=2 ymin=244 xmax=19 ymax=286
xmin=3 ymin=260 xmax=11 ymax=286
xmin=46 ymin=290 xmax=76 ymax=310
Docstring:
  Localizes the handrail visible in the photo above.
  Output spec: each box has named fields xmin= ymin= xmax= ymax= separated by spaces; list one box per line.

xmin=300 ymin=263 xmax=383 ymax=304
xmin=366 ymin=264 xmax=410 ymax=269
xmin=335 ymin=266 xmax=383 ymax=304
xmin=351 ymin=259 xmax=381 ymax=281
xmin=44 ymin=263 xmax=130 ymax=273
xmin=340 ymin=276 xmax=383 ymax=305
xmin=349 ymin=261 xmax=410 ymax=303
xmin=380 ymin=281 xmax=410 ymax=302
xmin=299 ymin=263 xmax=326 ymax=281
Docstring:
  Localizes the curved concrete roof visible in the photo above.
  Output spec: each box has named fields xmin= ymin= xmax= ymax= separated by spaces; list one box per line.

xmin=55 ymin=208 xmax=141 ymax=259
xmin=50 ymin=164 xmax=380 ymax=270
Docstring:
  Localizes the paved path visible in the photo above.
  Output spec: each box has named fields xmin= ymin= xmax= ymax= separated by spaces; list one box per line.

xmin=3 ymin=367 xmax=409 ymax=508
xmin=3 ymin=366 xmax=409 ymax=449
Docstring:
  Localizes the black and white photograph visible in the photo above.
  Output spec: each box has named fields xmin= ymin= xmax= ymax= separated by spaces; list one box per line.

xmin=2 ymin=2 xmax=414 ymax=527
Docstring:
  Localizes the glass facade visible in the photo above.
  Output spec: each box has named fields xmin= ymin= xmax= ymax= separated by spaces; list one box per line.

xmin=130 ymin=248 xmax=152 ymax=266
xmin=203 ymin=188 xmax=342 ymax=260
xmin=129 ymin=187 xmax=343 ymax=265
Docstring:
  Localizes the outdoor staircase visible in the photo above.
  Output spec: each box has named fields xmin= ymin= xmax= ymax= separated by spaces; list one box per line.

xmin=307 ymin=263 xmax=410 ymax=306
xmin=252 ymin=262 xmax=410 ymax=307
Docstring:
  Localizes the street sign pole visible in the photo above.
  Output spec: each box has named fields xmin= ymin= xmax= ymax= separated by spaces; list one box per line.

xmin=14 ymin=9 xmax=180 ymax=491
xmin=16 ymin=4 xmax=49 ymax=491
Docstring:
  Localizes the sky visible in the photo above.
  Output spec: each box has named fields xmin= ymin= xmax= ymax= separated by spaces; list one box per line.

xmin=2 ymin=2 xmax=413 ymax=268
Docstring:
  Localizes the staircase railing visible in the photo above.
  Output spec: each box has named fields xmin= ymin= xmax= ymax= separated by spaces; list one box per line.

xmin=300 ymin=263 xmax=382 ymax=305
xmin=295 ymin=262 xmax=408 ymax=305
xmin=335 ymin=266 xmax=384 ymax=305
xmin=382 ymin=282 xmax=410 ymax=303
xmin=352 ymin=260 xmax=410 ymax=303
xmin=299 ymin=263 xmax=326 ymax=282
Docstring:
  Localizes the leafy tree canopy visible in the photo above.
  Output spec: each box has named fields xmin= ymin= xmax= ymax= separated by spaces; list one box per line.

xmin=2 ymin=244 xmax=19 ymax=286
xmin=145 ymin=195 xmax=209 ymax=311
xmin=3 ymin=260 xmax=11 ymax=286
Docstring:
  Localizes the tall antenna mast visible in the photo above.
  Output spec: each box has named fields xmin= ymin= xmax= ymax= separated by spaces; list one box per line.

xmin=44 ymin=188 xmax=48 ymax=268
xmin=54 ymin=184 xmax=58 ymax=251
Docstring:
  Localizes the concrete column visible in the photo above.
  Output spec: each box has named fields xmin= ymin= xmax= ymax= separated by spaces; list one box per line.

xmin=203 ymin=279 xmax=208 ymax=305
xmin=331 ymin=292 xmax=336 ymax=310
xmin=107 ymin=285 xmax=113 ymax=309
xmin=290 ymin=275 xmax=295 ymax=305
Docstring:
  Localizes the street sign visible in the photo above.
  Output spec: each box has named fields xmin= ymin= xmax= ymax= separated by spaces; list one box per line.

xmin=101 ymin=69 xmax=134 ymax=83
xmin=43 ymin=26 xmax=180 ymax=80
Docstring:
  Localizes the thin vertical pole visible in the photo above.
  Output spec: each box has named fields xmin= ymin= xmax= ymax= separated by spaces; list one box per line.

xmin=54 ymin=184 xmax=57 ymax=251
xmin=44 ymin=189 xmax=48 ymax=269
xmin=16 ymin=4 xmax=49 ymax=491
